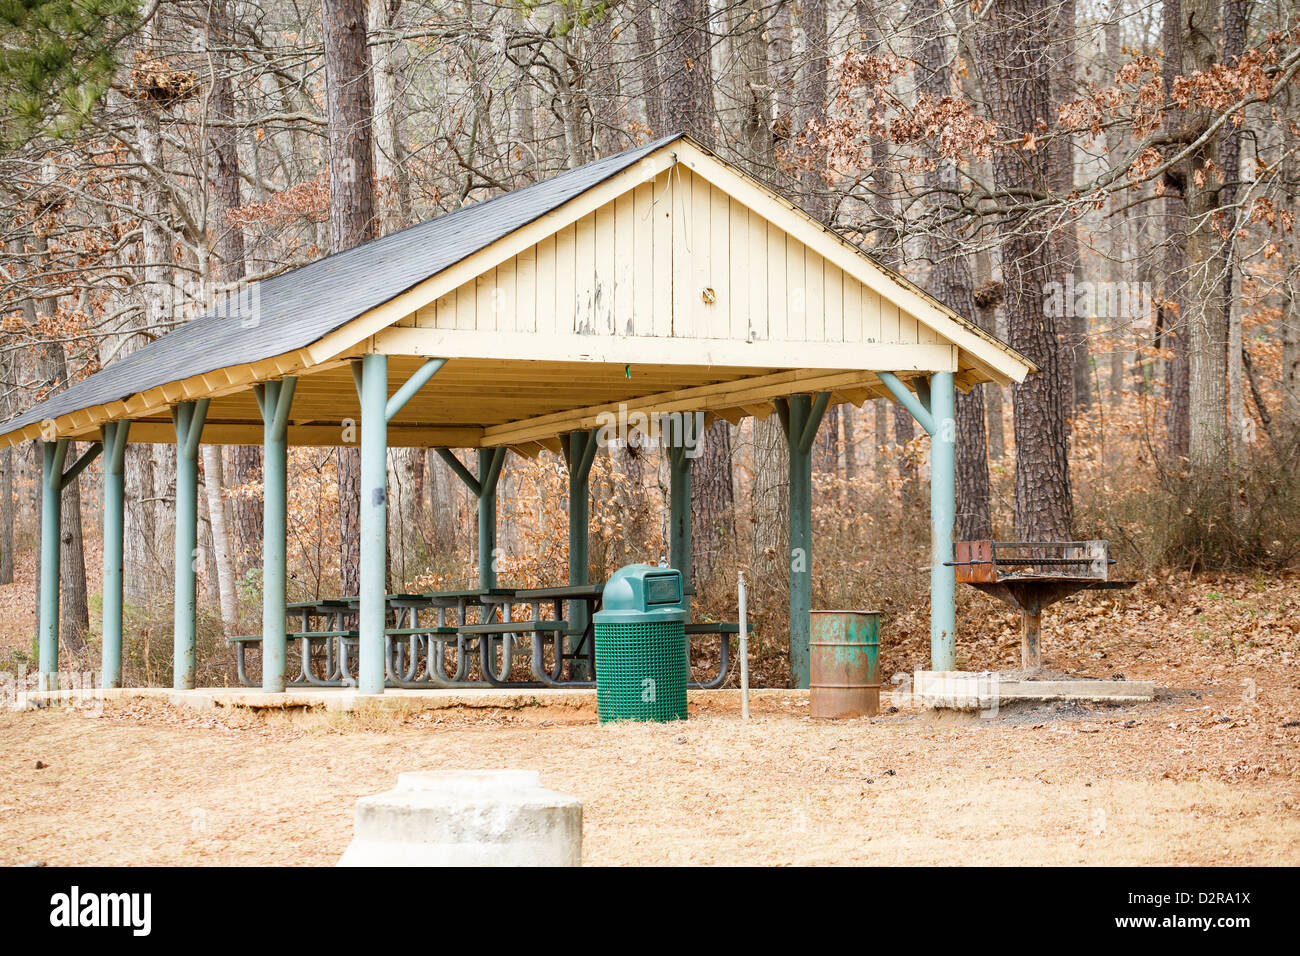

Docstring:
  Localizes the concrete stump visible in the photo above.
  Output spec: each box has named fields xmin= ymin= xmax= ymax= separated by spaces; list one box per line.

xmin=338 ymin=769 xmax=582 ymax=866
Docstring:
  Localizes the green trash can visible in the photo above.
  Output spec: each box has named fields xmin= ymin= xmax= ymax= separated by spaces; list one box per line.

xmin=593 ymin=564 xmax=688 ymax=723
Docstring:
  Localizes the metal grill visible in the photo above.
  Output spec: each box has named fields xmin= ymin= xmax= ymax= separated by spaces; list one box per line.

xmin=948 ymin=539 xmax=1136 ymax=670
xmin=951 ymin=540 xmax=1113 ymax=583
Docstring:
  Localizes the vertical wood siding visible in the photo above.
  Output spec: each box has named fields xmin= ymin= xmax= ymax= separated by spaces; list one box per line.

xmin=404 ymin=166 xmax=932 ymax=346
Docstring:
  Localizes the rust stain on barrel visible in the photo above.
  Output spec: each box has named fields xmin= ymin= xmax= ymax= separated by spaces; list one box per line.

xmin=809 ymin=610 xmax=882 ymax=719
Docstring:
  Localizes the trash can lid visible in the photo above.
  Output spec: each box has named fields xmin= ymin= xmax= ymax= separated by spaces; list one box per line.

xmin=595 ymin=563 xmax=688 ymax=620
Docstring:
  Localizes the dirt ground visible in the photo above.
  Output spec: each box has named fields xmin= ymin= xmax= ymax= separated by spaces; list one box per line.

xmin=1 ymin=568 xmax=1297 ymax=865
xmin=1 ymin=683 xmax=1297 ymax=866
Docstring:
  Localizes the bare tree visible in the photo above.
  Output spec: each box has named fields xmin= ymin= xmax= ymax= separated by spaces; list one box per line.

xmin=976 ymin=0 xmax=1073 ymax=540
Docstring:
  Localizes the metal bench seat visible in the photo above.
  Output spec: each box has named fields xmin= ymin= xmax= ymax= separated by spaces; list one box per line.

xmin=229 ymin=630 xmax=360 ymax=687
xmin=458 ymin=620 xmax=568 ymax=634
xmin=685 ymin=622 xmax=737 ymax=689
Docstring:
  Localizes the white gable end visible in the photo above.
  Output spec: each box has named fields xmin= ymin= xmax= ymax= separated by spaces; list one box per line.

xmin=400 ymin=164 xmax=940 ymax=352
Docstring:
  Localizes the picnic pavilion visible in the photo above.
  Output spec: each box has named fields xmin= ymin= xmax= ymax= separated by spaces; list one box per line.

xmin=0 ymin=134 xmax=1036 ymax=695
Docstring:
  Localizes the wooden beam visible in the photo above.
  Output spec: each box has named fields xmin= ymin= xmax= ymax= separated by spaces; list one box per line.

xmin=121 ymin=421 xmax=484 ymax=447
xmin=480 ymin=367 xmax=889 ymax=447
xmin=508 ymin=442 xmax=546 ymax=459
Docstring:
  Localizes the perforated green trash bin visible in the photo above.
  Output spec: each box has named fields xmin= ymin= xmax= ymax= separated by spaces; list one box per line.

xmin=594 ymin=564 xmax=688 ymax=723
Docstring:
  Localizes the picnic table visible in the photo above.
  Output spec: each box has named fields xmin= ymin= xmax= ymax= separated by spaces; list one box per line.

xmin=470 ymin=583 xmax=604 ymax=688
xmin=236 ymin=589 xmax=508 ymax=689
xmin=231 ymin=581 xmax=738 ymax=690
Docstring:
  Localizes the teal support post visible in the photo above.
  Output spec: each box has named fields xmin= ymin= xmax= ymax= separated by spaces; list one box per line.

xmin=386 ymin=358 xmax=446 ymax=422
xmin=434 ymin=447 xmax=478 ymax=491
xmin=927 ymin=371 xmax=956 ymax=670
xmin=476 ymin=447 xmax=506 ymax=589
xmin=562 ymin=430 xmax=598 ymax=676
xmin=254 ymin=379 xmax=296 ymax=692
xmin=877 ymin=370 xmax=957 ymax=670
xmin=877 ymin=371 xmax=936 ymax=434
xmin=101 ymin=422 xmax=130 ymax=688
xmin=358 ymin=354 xmax=390 ymax=695
xmin=170 ymin=399 xmax=209 ymax=689
xmin=664 ymin=415 xmax=699 ymax=584
xmin=38 ymin=439 xmax=69 ymax=691
xmin=776 ymin=393 xmax=830 ymax=689
xmin=433 ymin=443 xmax=504 ymax=590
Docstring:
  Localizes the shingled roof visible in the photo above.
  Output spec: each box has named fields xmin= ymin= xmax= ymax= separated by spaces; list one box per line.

xmin=1 ymin=135 xmax=682 ymax=441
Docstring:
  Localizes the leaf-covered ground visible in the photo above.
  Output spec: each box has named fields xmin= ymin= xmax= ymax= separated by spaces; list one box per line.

xmin=1 ymin=568 xmax=1296 ymax=866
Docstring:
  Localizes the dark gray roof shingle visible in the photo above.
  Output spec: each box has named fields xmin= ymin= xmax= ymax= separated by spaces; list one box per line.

xmin=1 ymin=134 xmax=681 ymax=440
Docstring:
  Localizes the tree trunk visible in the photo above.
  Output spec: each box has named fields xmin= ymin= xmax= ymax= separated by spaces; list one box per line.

xmin=1051 ymin=0 xmax=1090 ymax=412
xmin=661 ymin=0 xmax=714 ymax=146
xmin=322 ymin=0 xmax=377 ymax=593
xmin=202 ymin=445 xmax=238 ymax=635
xmin=724 ymin=0 xmax=776 ymax=174
xmin=748 ymin=414 xmax=788 ymax=579
xmin=368 ymin=0 xmax=411 ymax=230
xmin=842 ymin=405 xmax=857 ymax=487
xmin=588 ymin=14 xmax=624 ymax=156
xmin=1283 ymin=88 xmax=1300 ymax=445
xmin=323 ymin=0 xmax=376 ymax=251
xmin=974 ymin=247 xmax=1007 ymax=460
xmin=976 ymin=0 xmax=1073 ymax=540
xmin=206 ymin=1 xmax=245 ymax=284
xmin=0 ymin=444 xmax=11 ymax=585
xmin=1159 ymin=0 xmax=1191 ymax=460
xmin=0 ymin=348 xmax=13 ymax=585
xmin=228 ymin=446 xmax=262 ymax=574
xmin=797 ymin=0 xmax=829 ymax=221
xmin=768 ymin=4 xmax=795 ymax=139
xmin=1220 ymin=0 xmax=1246 ymax=459
xmin=58 ymin=441 xmax=89 ymax=657
xmin=691 ymin=420 xmax=734 ymax=585
xmin=629 ymin=0 xmax=663 ymax=135
xmin=387 ymin=447 xmax=422 ymax=589
xmin=816 ymin=405 xmax=840 ymax=475
xmin=873 ymin=400 xmax=888 ymax=478
xmin=894 ymin=404 xmax=917 ymax=501
xmin=1178 ymin=0 xmax=1228 ymax=471
xmin=128 ymin=89 xmax=173 ymax=599
xmin=616 ymin=441 xmax=652 ymax=563
xmin=1103 ymin=13 xmax=1130 ymax=411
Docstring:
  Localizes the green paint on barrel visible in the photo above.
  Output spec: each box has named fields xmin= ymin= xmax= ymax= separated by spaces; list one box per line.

xmin=809 ymin=610 xmax=882 ymax=719
xmin=593 ymin=564 xmax=688 ymax=723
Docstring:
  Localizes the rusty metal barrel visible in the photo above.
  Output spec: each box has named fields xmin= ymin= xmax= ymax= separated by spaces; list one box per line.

xmin=809 ymin=610 xmax=882 ymax=718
